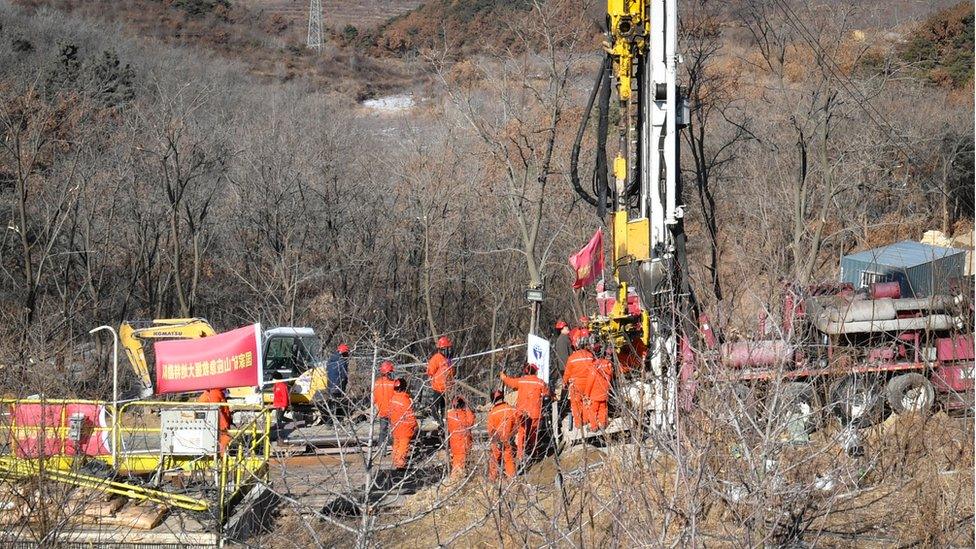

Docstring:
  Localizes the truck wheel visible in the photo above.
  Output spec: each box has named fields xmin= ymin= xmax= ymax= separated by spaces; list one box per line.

xmin=830 ymin=375 xmax=883 ymax=427
xmin=886 ymin=373 xmax=934 ymax=415
xmin=770 ymin=382 xmax=820 ymax=435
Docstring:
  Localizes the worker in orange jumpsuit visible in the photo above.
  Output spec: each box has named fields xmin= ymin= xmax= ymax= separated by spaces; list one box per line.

xmin=199 ymin=388 xmax=231 ymax=452
xmin=500 ymin=363 xmax=549 ymax=462
xmin=387 ymin=378 xmax=417 ymax=469
xmin=616 ymin=337 xmax=647 ymax=376
xmin=445 ymin=396 xmax=475 ymax=479
xmin=426 ymin=336 xmax=455 ymax=419
xmin=567 ymin=316 xmax=590 ymax=347
xmin=372 ymin=361 xmax=397 ymax=452
xmin=584 ymin=347 xmax=613 ymax=430
xmin=487 ymin=389 xmax=522 ymax=479
xmin=562 ymin=342 xmax=595 ymax=430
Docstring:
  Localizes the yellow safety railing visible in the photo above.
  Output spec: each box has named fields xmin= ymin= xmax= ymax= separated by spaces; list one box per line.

xmin=218 ymin=409 xmax=272 ymax=525
xmin=0 ymin=397 xmax=271 ymax=517
xmin=0 ymin=398 xmax=111 ymax=459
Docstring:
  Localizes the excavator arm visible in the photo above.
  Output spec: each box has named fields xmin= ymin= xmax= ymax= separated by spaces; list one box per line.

xmin=119 ymin=318 xmax=217 ymax=397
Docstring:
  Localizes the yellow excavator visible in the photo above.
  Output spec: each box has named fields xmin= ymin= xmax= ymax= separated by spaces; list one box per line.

xmin=119 ymin=318 xmax=217 ymax=398
xmin=119 ymin=318 xmax=330 ymax=421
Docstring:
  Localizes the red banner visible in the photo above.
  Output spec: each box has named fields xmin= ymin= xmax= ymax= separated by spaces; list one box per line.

xmin=155 ymin=323 xmax=263 ymax=394
xmin=569 ymin=228 xmax=604 ymax=289
xmin=12 ymin=403 xmax=110 ymax=458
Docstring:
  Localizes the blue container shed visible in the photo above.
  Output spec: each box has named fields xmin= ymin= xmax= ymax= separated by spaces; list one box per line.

xmin=840 ymin=240 xmax=968 ymax=297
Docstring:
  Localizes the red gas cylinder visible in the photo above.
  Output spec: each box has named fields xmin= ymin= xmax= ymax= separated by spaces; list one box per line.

xmin=698 ymin=314 xmax=717 ymax=349
xmin=869 ymin=281 xmax=901 ymax=299
xmin=721 ymin=340 xmax=792 ymax=368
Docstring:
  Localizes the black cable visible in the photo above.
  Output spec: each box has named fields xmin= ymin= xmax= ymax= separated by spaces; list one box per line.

xmin=596 ymin=56 xmax=612 ymax=218
xmin=626 ymin=56 xmax=644 ymax=198
xmin=570 ymin=56 xmax=612 ymax=208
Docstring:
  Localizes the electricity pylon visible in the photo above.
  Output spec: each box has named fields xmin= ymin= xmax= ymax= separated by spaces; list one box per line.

xmin=307 ymin=0 xmax=323 ymax=50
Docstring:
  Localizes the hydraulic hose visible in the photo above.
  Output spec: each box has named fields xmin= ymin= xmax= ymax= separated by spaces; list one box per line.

xmin=595 ymin=56 xmax=612 ymax=217
xmin=570 ymin=56 xmax=613 ymax=211
xmin=626 ymin=58 xmax=643 ymax=198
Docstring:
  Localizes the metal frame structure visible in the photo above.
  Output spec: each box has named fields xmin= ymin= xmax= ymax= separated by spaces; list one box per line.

xmin=0 ymin=398 xmax=271 ymax=526
xmin=576 ymin=0 xmax=692 ymax=429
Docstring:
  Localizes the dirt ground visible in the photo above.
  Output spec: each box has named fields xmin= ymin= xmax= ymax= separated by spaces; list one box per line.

xmin=259 ymin=409 xmax=973 ymax=547
xmin=370 ymin=412 xmax=974 ymax=547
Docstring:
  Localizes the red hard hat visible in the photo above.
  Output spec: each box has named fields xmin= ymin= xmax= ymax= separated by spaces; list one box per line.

xmin=555 ymin=320 xmax=568 ymax=330
xmin=379 ymin=361 xmax=394 ymax=374
xmin=337 ymin=343 xmax=350 ymax=354
xmin=523 ymin=363 xmax=538 ymax=375
xmin=436 ymin=336 xmax=452 ymax=349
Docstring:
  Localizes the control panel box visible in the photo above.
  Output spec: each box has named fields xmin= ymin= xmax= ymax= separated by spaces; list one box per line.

xmin=160 ymin=409 xmax=219 ymax=455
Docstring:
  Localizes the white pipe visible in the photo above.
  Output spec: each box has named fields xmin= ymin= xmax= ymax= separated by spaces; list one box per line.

xmin=664 ymin=0 xmax=678 ymax=226
xmin=811 ymin=314 xmax=957 ymax=335
xmin=89 ymin=325 xmax=119 ymax=468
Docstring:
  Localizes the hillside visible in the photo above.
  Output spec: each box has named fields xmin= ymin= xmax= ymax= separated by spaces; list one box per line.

xmin=11 ymin=0 xmax=422 ymax=98
xmin=364 ymin=0 xmax=533 ymax=55
xmin=242 ymin=0 xmax=424 ymax=32
xmin=899 ymin=1 xmax=974 ymax=87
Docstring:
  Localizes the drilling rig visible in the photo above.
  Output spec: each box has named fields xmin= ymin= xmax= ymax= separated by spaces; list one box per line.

xmin=571 ymin=0 xmax=693 ymax=428
xmin=571 ymin=1 xmax=975 ymax=434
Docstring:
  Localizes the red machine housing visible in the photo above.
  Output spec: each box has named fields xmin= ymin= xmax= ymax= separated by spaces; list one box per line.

xmin=694 ymin=281 xmax=974 ymax=410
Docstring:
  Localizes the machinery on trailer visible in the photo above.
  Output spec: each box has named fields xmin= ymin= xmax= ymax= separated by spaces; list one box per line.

xmin=704 ymin=281 xmax=975 ymax=427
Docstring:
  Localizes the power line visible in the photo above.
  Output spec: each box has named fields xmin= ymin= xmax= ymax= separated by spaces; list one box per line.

xmin=769 ymin=0 xmax=915 ymax=159
xmin=770 ymin=0 xmax=969 ymax=205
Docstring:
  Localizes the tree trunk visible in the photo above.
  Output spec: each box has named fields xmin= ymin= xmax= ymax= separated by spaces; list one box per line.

xmin=422 ymin=216 xmax=438 ymax=339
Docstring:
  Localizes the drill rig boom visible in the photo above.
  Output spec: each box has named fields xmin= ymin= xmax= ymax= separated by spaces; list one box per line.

xmin=579 ymin=0 xmax=692 ymax=427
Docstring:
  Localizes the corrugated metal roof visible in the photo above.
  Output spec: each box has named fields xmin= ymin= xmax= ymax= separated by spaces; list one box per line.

xmin=843 ymin=240 xmax=967 ymax=268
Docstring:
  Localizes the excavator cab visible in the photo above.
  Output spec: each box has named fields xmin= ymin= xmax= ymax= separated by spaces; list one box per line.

xmin=226 ymin=327 xmax=329 ymax=412
xmin=263 ymin=328 xmax=321 ymax=382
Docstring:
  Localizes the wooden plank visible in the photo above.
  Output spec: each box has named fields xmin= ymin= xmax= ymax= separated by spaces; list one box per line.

xmin=98 ymin=502 xmax=169 ymax=530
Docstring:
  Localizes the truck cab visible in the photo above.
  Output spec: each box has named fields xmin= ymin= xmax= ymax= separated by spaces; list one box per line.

xmin=263 ymin=327 xmax=321 ymax=382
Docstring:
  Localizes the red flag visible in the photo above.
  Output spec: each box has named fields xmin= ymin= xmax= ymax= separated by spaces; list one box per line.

xmin=569 ymin=228 xmax=604 ymax=289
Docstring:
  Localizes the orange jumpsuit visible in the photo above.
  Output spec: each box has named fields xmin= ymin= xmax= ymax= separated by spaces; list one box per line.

xmin=387 ymin=392 xmax=417 ymax=469
xmin=501 ymin=373 xmax=549 ymax=461
xmin=446 ymin=407 xmax=475 ymax=477
xmin=199 ymin=388 xmax=231 ymax=452
xmin=584 ymin=358 xmax=613 ymax=430
xmin=426 ymin=352 xmax=454 ymax=395
xmin=486 ymin=402 xmax=522 ymax=479
xmin=562 ymin=350 xmax=594 ymax=429
xmin=616 ymin=338 xmax=647 ymax=375
xmin=372 ymin=375 xmax=396 ymax=419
